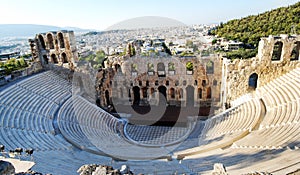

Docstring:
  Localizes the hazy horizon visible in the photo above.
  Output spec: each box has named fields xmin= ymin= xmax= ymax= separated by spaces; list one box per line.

xmin=0 ymin=0 xmax=299 ymax=31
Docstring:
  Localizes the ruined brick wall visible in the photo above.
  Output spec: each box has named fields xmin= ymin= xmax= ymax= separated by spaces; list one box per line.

xmin=29 ymin=30 xmax=78 ymax=71
xmin=224 ymin=35 xmax=300 ymax=105
xmin=96 ymin=55 xmax=223 ymax=110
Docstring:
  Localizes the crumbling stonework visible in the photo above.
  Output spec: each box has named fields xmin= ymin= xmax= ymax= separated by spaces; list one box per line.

xmin=95 ymin=55 xmax=222 ymax=111
xmin=224 ymin=35 xmax=300 ymax=105
xmin=29 ymin=30 xmax=78 ymax=70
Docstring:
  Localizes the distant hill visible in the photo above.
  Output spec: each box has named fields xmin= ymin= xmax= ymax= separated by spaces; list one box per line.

xmin=0 ymin=24 xmax=91 ymax=38
xmin=106 ymin=16 xmax=186 ymax=31
xmin=210 ymin=2 xmax=300 ymax=47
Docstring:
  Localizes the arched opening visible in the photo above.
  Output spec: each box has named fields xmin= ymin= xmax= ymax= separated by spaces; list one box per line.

xmin=158 ymin=86 xmax=167 ymax=105
xmin=132 ymin=86 xmax=140 ymax=105
xmin=206 ymin=87 xmax=212 ymax=99
xmin=47 ymin=33 xmax=54 ymax=49
xmin=51 ymin=54 xmax=58 ymax=64
xmin=291 ymin=41 xmax=300 ymax=61
xmin=249 ymin=73 xmax=258 ymax=90
xmin=43 ymin=55 xmax=48 ymax=64
xmin=38 ymin=35 xmax=46 ymax=49
xmin=186 ymin=85 xmax=195 ymax=106
xmin=206 ymin=61 xmax=214 ymax=74
xmin=105 ymin=90 xmax=110 ymax=106
xmin=194 ymin=80 xmax=198 ymax=86
xmin=170 ymin=88 xmax=175 ymax=99
xmin=57 ymin=32 xmax=65 ymax=48
xmin=198 ymin=88 xmax=202 ymax=99
xmin=142 ymin=87 xmax=148 ymax=98
xmin=61 ymin=52 xmax=68 ymax=63
xmin=115 ymin=64 xmax=121 ymax=73
xmin=166 ymin=80 xmax=169 ymax=86
xmin=271 ymin=41 xmax=283 ymax=61
xmin=157 ymin=62 xmax=165 ymax=77
xmin=178 ymin=88 xmax=183 ymax=99
xmin=148 ymin=63 xmax=154 ymax=72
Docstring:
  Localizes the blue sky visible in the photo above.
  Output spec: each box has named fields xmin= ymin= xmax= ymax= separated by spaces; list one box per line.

xmin=0 ymin=0 xmax=298 ymax=30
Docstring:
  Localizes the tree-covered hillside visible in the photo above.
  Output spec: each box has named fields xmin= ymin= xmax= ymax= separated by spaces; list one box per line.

xmin=211 ymin=2 xmax=300 ymax=47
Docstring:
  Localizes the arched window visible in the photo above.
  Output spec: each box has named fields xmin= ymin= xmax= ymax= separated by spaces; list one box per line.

xmin=249 ymin=73 xmax=258 ymax=90
xmin=198 ymin=88 xmax=202 ymax=99
xmin=170 ymin=88 xmax=175 ymax=99
xmin=206 ymin=61 xmax=214 ymax=74
xmin=186 ymin=62 xmax=193 ymax=74
xmin=148 ymin=63 xmax=154 ymax=72
xmin=271 ymin=41 xmax=283 ymax=61
xmin=51 ymin=54 xmax=58 ymax=63
xmin=61 ymin=52 xmax=68 ymax=63
xmin=38 ymin=35 xmax=46 ymax=49
xmin=291 ymin=41 xmax=300 ymax=61
xmin=166 ymin=80 xmax=169 ymax=86
xmin=168 ymin=62 xmax=175 ymax=75
xmin=142 ymin=87 xmax=148 ymax=98
xmin=57 ymin=32 xmax=65 ymax=48
xmin=47 ymin=33 xmax=54 ymax=49
xmin=157 ymin=62 xmax=165 ymax=77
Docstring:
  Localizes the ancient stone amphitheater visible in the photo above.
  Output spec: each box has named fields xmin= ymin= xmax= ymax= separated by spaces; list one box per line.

xmin=0 ymin=64 xmax=299 ymax=174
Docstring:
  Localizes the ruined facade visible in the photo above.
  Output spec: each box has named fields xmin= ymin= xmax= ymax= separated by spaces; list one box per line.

xmin=29 ymin=30 xmax=78 ymax=70
xmin=223 ymin=34 xmax=300 ymax=105
xmin=96 ymin=55 xmax=223 ymax=112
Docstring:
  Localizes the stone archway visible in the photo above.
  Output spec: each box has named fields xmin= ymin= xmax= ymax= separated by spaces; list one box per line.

xmin=57 ymin=32 xmax=65 ymax=48
xmin=61 ymin=52 xmax=68 ymax=63
xmin=132 ymin=86 xmax=140 ymax=105
xmin=157 ymin=62 xmax=166 ymax=77
xmin=51 ymin=54 xmax=58 ymax=64
xmin=158 ymin=86 xmax=167 ymax=105
xmin=38 ymin=35 xmax=46 ymax=49
xmin=249 ymin=73 xmax=258 ymax=90
xmin=271 ymin=41 xmax=283 ymax=61
xmin=186 ymin=85 xmax=194 ymax=106
xmin=47 ymin=33 xmax=54 ymax=49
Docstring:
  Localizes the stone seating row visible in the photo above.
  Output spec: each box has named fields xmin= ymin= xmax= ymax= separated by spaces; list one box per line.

xmin=0 ymin=106 xmax=52 ymax=133
xmin=231 ymin=68 xmax=300 ymax=149
xmin=57 ymin=96 xmax=183 ymax=160
xmin=174 ymin=98 xmax=262 ymax=158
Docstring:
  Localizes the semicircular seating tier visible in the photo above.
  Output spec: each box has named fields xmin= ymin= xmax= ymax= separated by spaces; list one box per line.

xmin=0 ymin=67 xmax=299 ymax=175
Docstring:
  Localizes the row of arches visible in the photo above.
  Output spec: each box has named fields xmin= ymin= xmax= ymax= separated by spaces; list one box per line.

xmin=38 ymin=32 xmax=65 ymax=50
xmin=129 ymin=61 xmax=214 ymax=74
xmin=105 ymin=85 xmax=212 ymax=106
xmin=272 ymin=41 xmax=300 ymax=61
xmin=43 ymin=53 xmax=68 ymax=64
